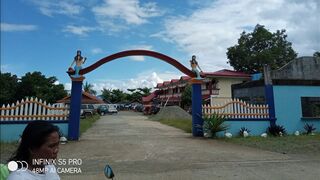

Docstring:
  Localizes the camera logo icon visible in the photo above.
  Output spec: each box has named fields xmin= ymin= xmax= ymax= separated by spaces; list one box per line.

xmin=7 ymin=161 xmax=28 ymax=171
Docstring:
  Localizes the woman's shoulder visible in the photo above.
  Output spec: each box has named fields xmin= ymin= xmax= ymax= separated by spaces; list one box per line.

xmin=7 ymin=169 xmax=31 ymax=180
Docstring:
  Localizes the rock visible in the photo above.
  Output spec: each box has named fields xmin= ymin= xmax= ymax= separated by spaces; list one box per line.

xmin=261 ymin=133 xmax=267 ymax=138
xmin=225 ymin=132 xmax=232 ymax=138
xmin=243 ymin=131 xmax=249 ymax=137
xmin=60 ymin=136 xmax=68 ymax=144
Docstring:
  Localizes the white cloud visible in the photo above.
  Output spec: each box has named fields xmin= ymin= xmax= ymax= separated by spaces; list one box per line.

xmin=63 ymin=25 xmax=96 ymax=36
xmin=160 ymin=0 xmax=320 ymax=72
xmin=126 ymin=45 xmax=153 ymax=61
xmin=1 ymin=23 xmax=37 ymax=32
xmin=64 ymin=83 xmax=72 ymax=91
xmin=92 ymin=0 xmax=163 ymax=31
xmin=30 ymin=0 xmax=83 ymax=17
xmin=91 ymin=48 xmax=104 ymax=55
xmin=92 ymin=70 xmax=182 ymax=94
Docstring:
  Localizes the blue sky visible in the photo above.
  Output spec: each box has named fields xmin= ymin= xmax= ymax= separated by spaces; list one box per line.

xmin=1 ymin=0 xmax=319 ymax=94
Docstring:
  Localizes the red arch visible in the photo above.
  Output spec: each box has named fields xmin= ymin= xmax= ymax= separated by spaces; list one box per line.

xmin=68 ymin=50 xmax=196 ymax=77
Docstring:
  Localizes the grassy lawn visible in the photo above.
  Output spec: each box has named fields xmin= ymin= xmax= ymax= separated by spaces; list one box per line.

xmin=154 ymin=117 xmax=320 ymax=156
xmin=222 ymin=134 xmax=320 ymax=155
xmin=0 ymin=115 xmax=100 ymax=163
xmin=158 ymin=119 xmax=192 ymax=133
xmin=79 ymin=114 xmax=100 ymax=135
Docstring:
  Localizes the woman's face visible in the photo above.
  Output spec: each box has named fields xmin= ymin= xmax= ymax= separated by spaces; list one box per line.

xmin=31 ymin=131 xmax=60 ymax=161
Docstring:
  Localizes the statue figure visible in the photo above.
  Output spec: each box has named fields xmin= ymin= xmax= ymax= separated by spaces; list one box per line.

xmin=70 ymin=50 xmax=86 ymax=78
xmin=190 ymin=55 xmax=203 ymax=79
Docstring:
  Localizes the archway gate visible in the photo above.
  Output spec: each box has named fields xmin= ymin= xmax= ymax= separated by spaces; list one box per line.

xmin=67 ymin=50 xmax=204 ymax=140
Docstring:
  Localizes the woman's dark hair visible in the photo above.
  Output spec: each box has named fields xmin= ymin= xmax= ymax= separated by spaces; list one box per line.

xmin=8 ymin=120 xmax=60 ymax=163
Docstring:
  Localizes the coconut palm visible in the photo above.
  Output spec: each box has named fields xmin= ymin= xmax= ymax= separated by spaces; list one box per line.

xmin=83 ymin=81 xmax=97 ymax=95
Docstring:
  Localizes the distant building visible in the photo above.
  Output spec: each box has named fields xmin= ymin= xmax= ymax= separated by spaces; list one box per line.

xmin=57 ymin=91 xmax=105 ymax=105
xmin=232 ymin=56 xmax=320 ymax=134
xmin=143 ymin=69 xmax=251 ymax=107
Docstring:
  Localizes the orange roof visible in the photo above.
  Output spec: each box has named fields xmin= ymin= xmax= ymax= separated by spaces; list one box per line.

xmin=142 ymin=91 xmax=158 ymax=103
xmin=156 ymin=83 xmax=163 ymax=88
xmin=171 ymin=79 xmax=179 ymax=83
xmin=163 ymin=81 xmax=170 ymax=86
xmin=203 ymin=69 xmax=251 ymax=78
xmin=57 ymin=91 xmax=105 ymax=104
xmin=180 ymin=76 xmax=191 ymax=81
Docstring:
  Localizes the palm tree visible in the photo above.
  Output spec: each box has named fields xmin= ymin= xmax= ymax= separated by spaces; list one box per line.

xmin=137 ymin=87 xmax=151 ymax=96
xmin=83 ymin=81 xmax=97 ymax=95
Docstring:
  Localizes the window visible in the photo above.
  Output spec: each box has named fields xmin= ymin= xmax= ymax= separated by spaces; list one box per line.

xmin=301 ymin=97 xmax=320 ymax=118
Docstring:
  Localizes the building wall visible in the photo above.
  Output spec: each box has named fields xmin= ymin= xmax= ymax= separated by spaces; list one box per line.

xmin=216 ymin=78 xmax=246 ymax=98
xmin=271 ymin=57 xmax=320 ymax=80
xmin=216 ymin=121 xmax=271 ymax=137
xmin=273 ymin=85 xmax=320 ymax=134
xmin=0 ymin=122 xmax=68 ymax=142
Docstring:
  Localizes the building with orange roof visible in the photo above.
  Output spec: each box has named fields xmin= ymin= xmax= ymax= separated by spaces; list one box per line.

xmin=144 ymin=69 xmax=251 ymax=108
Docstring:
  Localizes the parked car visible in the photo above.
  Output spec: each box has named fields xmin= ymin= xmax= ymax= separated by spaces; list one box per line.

xmin=80 ymin=104 xmax=97 ymax=117
xmin=97 ymin=104 xmax=118 ymax=115
xmin=107 ymin=104 xmax=118 ymax=114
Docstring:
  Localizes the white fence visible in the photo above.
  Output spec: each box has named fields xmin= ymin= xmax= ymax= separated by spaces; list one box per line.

xmin=0 ymin=97 xmax=69 ymax=121
xmin=203 ymin=98 xmax=269 ymax=119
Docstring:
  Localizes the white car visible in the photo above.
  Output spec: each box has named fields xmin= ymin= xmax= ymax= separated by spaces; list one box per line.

xmin=106 ymin=104 xmax=118 ymax=114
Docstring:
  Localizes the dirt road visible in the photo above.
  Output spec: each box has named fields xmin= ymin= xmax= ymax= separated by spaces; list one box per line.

xmin=59 ymin=111 xmax=320 ymax=180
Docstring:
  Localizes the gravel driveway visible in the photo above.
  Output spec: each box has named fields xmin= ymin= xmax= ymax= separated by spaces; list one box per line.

xmin=59 ymin=111 xmax=320 ymax=180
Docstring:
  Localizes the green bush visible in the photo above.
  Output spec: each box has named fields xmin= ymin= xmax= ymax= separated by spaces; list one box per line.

xmin=203 ymin=113 xmax=228 ymax=137
xmin=304 ymin=123 xmax=316 ymax=135
xmin=267 ymin=124 xmax=286 ymax=136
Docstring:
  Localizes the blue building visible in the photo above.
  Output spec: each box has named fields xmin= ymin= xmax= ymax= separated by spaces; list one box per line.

xmin=232 ymin=56 xmax=320 ymax=135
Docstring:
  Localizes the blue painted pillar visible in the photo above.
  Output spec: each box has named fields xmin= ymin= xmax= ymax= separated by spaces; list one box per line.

xmin=263 ymin=65 xmax=276 ymax=126
xmin=265 ymin=84 xmax=276 ymax=126
xmin=68 ymin=77 xmax=84 ymax=140
xmin=191 ymin=79 xmax=203 ymax=137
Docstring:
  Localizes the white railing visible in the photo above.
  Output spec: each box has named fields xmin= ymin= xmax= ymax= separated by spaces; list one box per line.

xmin=203 ymin=98 xmax=269 ymax=119
xmin=0 ymin=97 xmax=69 ymax=121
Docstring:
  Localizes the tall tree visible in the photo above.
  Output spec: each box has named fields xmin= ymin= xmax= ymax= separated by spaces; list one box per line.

xmin=101 ymin=88 xmax=112 ymax=102
xmin=313 ymin=51 xmax=320 ymax=58
xmin=137 ymin=87 xmax=151 ymax=96
xmin=16 ymin=71 xmax=67 ymax=103
xmin=0 ymin=73 xmax=18 ymax=105
xmin=227 ymin=24 xmax=297 ymax=74
xmin=111 ymin=89 xmax=126 ymax=103
xmin=83 ymin=81 xmax=97 ymax=95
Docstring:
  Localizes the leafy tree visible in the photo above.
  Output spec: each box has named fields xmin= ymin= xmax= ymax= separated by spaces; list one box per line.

xmin=101 ymin=87 xmax=152 ymax=103
xmin=181 ymin=85 xmax=192 ymax=108
xmin=83 ymin=81 xmax=97 ymax=95
xmin=16 ymin=72 xmax=67 ymax=104
xmin=313 ymin=51 xmax=320 ymax=58
xmin=127 ymin=88 xmax=136 ymax=93
xmin=227 ymin=24 xmax=297 ymax=73
xmin=137 ymin=87 xmax=151 ymax=96
xmin=101 ymin=88 xmax=112 ymax=102
xmin=0 ymin=73 xmax=19 ymax=105
xmin=111 ymin=89 xmax=126 ymax=103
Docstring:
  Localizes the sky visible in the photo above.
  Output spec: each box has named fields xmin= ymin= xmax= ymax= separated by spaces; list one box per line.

xmin=1 ymin=0 xmax=319 ymax=94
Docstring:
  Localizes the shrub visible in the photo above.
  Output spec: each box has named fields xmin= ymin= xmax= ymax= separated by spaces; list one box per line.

xmin=239 ymin=127 xmax=251 ymax=137
xmin=203 ymin=113 xmax=228 ymax=137
xmin=304 ymin=123 xmax=316 ymax=135
xmin=267 ymin=124 xmax=286 ymax=136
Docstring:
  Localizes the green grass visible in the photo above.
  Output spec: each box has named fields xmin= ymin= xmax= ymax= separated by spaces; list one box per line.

xmin=159 ymin=119 xmax=192 ymax=133
xmin=79 ymin=114 xmax=100 ymax=135
xmin=222 ymin=133 xmax=320 ymax=155
xmin=0 ymin=142 xmax=18 ymax=163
